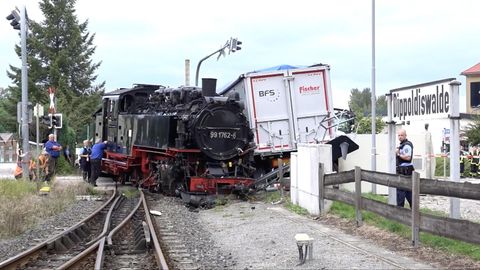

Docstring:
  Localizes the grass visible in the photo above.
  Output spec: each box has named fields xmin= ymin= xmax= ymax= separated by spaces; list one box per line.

xmin=330 ymin=194 xmax=480 ymax=261
xmin=122 ymin=188 xmax=139 ymax=199
xmin=263 ymin=190 xmax=309 ymax=216
xmin=0 ymin=179 xmax=92 ymax=239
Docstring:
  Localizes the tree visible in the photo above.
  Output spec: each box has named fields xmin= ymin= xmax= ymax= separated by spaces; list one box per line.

xmin=348 ymin=88 xmax=388 ymax=134
xmin=464 ymin=116 xmax=480 ymax=146
xmin=348 ymin=88 xmax=387 ymax=117
xmin=3 ymin=0 xmax=104 ymax=142
xmin=355 ymin=116 xmax=386 ymax=134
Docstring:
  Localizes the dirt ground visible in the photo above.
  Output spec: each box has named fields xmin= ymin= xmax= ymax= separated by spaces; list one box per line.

xmin=319 ymin=214 xmax=480 ymax=269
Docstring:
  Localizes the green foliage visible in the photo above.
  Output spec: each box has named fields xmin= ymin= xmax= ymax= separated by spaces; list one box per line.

xmin=0 ymin=180 xmax=91 ymax=238
xmin=348 ymin=88 xmax=387 ymax=117
xmin=122 ymin=188 xmax=139 ymax=199
xmin=0 ymin=180 xmax=37 ymax=199
xmin=264 ymin=190 xmax=282 ymax=203
xmin=262 ymin=191 xmax=309 ymax=215
xmin=55 ymin=155 xmax=75 ymax=175
xmin=355 ymin=116 xmax=386 ymax=134
xmin=464 ymin=115 xmax=480 ymax=146
xmin=284 ymin=200 xmax=309 ymax=215
xmin=435 ymin=157 xmax=450 ymax=176
xmin=330 ymin=198 xmax=480 ymax=261
xmin=2 ymin=0 xmax=104 ymax=141
xmin=348 ymin=88 xmax=387 ymax=134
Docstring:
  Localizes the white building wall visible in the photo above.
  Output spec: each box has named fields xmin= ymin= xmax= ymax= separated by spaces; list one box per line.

xmin=386 ymin=118 xmax=473 ymax=154
xmin=290 ymin=143 xmax=332 ymax=215
xmin=338 ymin=131 xmax=435 ymax=194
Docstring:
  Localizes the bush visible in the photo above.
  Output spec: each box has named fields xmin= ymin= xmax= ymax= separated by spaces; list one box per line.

xmin=55 ymin=155 xmax=76 ymax=175
xmin=435 ymin=157 xmax=471 ymax=177
xmin=435 ymin=157 xmax=450 ymax=176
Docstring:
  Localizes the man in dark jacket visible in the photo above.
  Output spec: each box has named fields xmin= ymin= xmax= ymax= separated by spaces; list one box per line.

xmin=396 ymin=129 xmax=414 ymax=208
xmin=44 ymin=134 xmax=62 ymax=182
xmin=89 ymin=139 xmax=108 ymax=186
xmin=79 ymin=140 xmax=92 ymax=182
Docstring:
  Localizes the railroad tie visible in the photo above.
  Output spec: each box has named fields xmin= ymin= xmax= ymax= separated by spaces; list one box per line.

xmin=75 ymin=226 xmax=88 ymax=238
xmin=133 ymin=222 xmax=148 ymax=251
xmin=68 ymin=230 xmax=82 ymax=243
xmin=295 ymin=233 xmax=314 ymax=265
xmin=61 ymin=234 xmax=75 ymax=249
xmin=54 ymin=238 xmax=68 ymax=252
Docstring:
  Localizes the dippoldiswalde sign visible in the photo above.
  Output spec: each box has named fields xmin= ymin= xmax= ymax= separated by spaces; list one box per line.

xmin=390 ymin=78 xmax=456 ymax=121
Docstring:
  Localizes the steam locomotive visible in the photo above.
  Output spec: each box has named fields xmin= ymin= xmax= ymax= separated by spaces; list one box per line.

xmin=94 ymin=78 xmax=256 ymax=195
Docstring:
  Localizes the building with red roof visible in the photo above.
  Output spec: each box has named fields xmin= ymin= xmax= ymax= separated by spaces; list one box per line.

xmin=461 ymin=63 xmax=480 ymax=113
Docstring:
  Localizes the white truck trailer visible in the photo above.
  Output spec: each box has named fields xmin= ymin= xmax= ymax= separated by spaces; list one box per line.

xmin=221 ymin=64 xmax=356 ymax=174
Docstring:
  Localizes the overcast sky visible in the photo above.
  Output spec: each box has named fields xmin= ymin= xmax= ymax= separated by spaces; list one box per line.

xmin=1 ymin=0 xmax=479 ymax=111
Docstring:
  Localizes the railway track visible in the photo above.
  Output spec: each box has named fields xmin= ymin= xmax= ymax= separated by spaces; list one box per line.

xmin=146 ymin=194 xmax=203 ymax=270
xmin=0 ymin=188 xmax=168 ymax=270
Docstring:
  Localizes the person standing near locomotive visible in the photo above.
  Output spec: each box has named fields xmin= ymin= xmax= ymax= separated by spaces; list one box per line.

xmin=38 ymin=150 xmax=49 ymax=181
xmin=89 ymin=139 xmax=108 ymax=187
xmin=79 ymin=140 xmax=92 ymax=182
xmin=396 ymin=129 xmax=414 ymax=208
xmin=44 ymin=134 xmax=62 ymax=182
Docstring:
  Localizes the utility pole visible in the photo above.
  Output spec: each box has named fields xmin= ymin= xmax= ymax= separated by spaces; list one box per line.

xmin=7 ymin=6 xmax=29 ymax=179
xmin=371 ymin=0 xmax=377 ymax=194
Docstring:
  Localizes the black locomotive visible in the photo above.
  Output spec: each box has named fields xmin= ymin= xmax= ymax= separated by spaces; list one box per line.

xmin=95 ymin=79 xmax=256 ymax=195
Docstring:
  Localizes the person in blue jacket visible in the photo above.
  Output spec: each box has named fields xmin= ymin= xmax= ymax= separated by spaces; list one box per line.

xmin=89 ymin=139 xmax=108 ymax=186
xmin=44 ymin=134 xmax=62 ymax=182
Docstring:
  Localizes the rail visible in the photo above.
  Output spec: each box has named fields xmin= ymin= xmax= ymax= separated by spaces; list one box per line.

xmin=0 ymin=190 xmax=117 ymax=269
xmin=59 ymin=189 xmax=169 ymax=270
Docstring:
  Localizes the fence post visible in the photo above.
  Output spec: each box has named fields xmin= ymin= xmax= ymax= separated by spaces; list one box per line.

xmin=318 ymin=163 xmax=325 ymax=215
xmin=355 ymin=166 xmax=363 ymax=226
xmin=411 ymin=171 xmax=420 ymax=247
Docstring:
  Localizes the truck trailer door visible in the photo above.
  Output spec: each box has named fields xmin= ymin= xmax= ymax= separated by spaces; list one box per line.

xmin=247 ymin=71 xmax=295 ymax=153
xmin=288 ymin=67 xmax=333 ymax=144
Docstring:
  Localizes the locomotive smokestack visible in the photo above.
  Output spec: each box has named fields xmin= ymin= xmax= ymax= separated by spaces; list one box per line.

xmin=185 ymin=59 xmax=190 ymax=86
xmin=202 ymin=78 xmax=217 ymax=97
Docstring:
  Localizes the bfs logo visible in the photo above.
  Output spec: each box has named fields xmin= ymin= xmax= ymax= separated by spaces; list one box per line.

xmin=258 ymin=89 xmax=280 ymax=102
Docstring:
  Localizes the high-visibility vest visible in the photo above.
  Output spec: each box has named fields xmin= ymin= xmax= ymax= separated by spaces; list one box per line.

xmin=14 ymin=165 xmax=22 ymax=177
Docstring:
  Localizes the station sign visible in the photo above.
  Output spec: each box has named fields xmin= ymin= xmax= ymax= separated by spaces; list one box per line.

xmin=390 ymin=78 xmax=456 ymax=122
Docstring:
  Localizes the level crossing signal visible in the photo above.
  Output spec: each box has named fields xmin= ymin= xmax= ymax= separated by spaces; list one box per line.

xmin=229 ymin=38 xmax=242 ymax=53
xmin=6 ymin=9 xmax=20 ymax=30
xmin=48 ymin=113 xmax=62 ymax=129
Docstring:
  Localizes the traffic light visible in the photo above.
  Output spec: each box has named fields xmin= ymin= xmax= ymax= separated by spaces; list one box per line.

xmin=229 ymin=38 xmax=242 ymax=53
xmin=49 ymin=113 xmax=62 ymax=129
xmin=6 ymin=10 xmax=20 ymax=30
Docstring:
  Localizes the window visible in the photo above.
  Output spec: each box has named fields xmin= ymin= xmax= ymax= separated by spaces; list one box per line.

xmin=470 ymin=82 xmax=480 ymax=107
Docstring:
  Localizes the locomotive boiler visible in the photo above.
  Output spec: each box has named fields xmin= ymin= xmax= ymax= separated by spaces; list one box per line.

xmin=95 ymin=78 xmax=256 ymax=196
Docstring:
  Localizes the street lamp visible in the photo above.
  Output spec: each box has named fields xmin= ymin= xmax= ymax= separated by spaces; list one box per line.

xmin=6 ymin=5 xmax=29 ymax=179
xmin=195 ymin=37 xmax=243 ymax=86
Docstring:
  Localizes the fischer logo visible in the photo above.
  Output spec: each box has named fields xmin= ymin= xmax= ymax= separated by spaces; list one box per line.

xmin=299 ymin=85 xmax=320 ymax=95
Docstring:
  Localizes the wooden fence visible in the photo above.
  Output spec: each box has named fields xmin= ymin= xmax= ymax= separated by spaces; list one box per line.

xmin=319 ymin=164 xmax=480 ymax=246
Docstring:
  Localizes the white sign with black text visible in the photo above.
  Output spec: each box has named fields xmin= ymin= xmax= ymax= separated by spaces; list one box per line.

xmin=390 ymin=78 xmax=455 ymax=122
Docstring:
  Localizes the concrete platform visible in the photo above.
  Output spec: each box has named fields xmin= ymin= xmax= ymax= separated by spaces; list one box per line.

xmin=54 ymin=175 xmax=117 ymax=191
